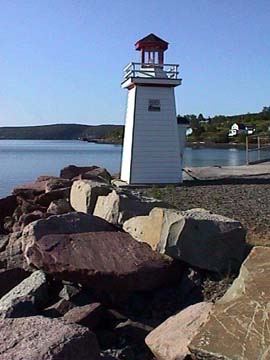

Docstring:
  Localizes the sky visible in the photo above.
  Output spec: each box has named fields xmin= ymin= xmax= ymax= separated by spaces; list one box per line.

xmin=0 ymin=0 xmax=270 ymax=127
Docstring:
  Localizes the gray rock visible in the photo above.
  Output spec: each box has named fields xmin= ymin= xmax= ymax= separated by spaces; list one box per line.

xmin=70 ymin=180 xmax=112 ymax=214
xmin=124 ymin=207 xmax=247 ymax=273
xmin=0 ymin=316 xmax=100 ymax=360
xmin=94 ymin=190 xmax=169 ymax=225
xmin=0 ymin=270 xmax=48 ymax=318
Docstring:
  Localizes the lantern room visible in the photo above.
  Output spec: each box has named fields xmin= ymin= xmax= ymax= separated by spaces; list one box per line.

xmin=135 ymin=33 xmax=168 ymax=67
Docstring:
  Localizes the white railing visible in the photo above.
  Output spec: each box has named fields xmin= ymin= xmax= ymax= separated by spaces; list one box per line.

xmin=123 ymin=62 xmax=180 ymax=81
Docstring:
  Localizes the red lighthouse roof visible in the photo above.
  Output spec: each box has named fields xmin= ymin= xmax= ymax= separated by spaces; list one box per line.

xmin=135 ymin=33 xmax=169 ymax=51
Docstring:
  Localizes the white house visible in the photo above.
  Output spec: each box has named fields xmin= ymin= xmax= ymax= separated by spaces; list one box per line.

xmin=228 ymin=123 xmax=255 ymax=137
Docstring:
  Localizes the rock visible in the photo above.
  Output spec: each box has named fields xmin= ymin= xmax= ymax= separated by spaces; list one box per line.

xmin=14 ymin=210 xmax=46 ymax=232
xmin=59 ymin=283 xmax=81 ymax=301
xmin=0 ymin=232 xmax=28 ymax=270
xmin=115 ymin=319 xmax=153 ymax=344
xmin=23 ymin=231 xmax=182 ymax=293
xmin=47 ymin=199 xmax=73 ymax=214
xmin=124 ymin=207 xmax=247 ymax=273
xmin=0 ymin=195 xmax=17 ymax=233
xmin=70 ymin=180 xmax=112 ymax=214
xmin=94 ymin=190 xmax=168 ymax=225
xmin=145 ymin=302 xmax=213 ymax=360
xmin=13 ymin=180 xmax=47 ymax=196
xmin=60 ymin=164 xmax=111 ymax=182
xmin=35 ymin=187 xmax=70 ymax=207
xmin=23 ymin=211 xmax=115 ymax=244
xmin=0 ymin=295 xmax=38 ymax=318
xmin=123 ymin=207 xmax=182 ymax=250
xmin=21 ymin=212 xmax=117 ymax=254
xmin=74 ymin=167 xmax=113 ymax=184
xmin=45 ymin=177 xmax=72 ymax=192
xmin=63 ymin=303 xmax=103 ymax=329
xmin=189 ymin=246 xmax=270 ymax=360
xmin=0 ymin=235 xmax=9 ymax=252
xmin=43 ymin=298 xmax=75 ymax=317
xmin=0 ymin=316 xmax=100 ymax=360
xmin=0 ymin=270 xmax=48 ymax=318
xmin=0 ymin=268 xmax=29 ymax=298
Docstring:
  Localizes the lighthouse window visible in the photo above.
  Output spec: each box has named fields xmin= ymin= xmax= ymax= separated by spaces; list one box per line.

xmin=148 ymin=99 xmax=160 ymax=112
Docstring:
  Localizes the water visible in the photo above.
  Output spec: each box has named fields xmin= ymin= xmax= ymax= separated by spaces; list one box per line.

xmin=0 ymin=140 xmax=268 ymax=197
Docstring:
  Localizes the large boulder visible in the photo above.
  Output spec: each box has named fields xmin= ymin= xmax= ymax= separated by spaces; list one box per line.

xmin=0 ymin=195 xmax=17 ymax=233
xmin=94 ymin=190 xmax=168 ymax=225
xmin=60 ymin=164 xmax=112 ymax=183
xmin=124 ymin=207 xmax=247 ymax=273
xmin=13 ymin=179 xmax=47 ymax=197
xmin=23 ymin=231 xmax=182 ymax=293
xmin=189 ymin=246 xmax=270 ymax=360
xmin=0 ymin=316 xmax=100 ymax=360
xmin=21 ymin=212 xmax=117 ymax=251
xmin=0 ymin=270 xmax=48 ymax=318
xmin=145 ymin=302 xmax=213 ymax=360
xmin=70 ymin=180 xmax=112 ymax=214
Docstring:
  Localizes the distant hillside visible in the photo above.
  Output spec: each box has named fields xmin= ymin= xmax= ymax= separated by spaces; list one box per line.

xmin=0 ymin=124 xmax=123 ymax=140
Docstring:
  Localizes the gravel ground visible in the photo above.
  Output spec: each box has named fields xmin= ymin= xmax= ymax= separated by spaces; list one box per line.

xmin=141 ymin=183 xmax=270 ymax=246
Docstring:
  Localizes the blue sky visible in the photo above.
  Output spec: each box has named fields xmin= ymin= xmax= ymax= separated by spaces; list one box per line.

xmin=0 ymin=0 xmax=269 ymax=126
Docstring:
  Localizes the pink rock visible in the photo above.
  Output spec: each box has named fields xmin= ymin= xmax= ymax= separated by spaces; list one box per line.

xmin=145 ymin=302 xmax=213 ymax=360
xmin=23 ymin=231 xmax=183 ymax=293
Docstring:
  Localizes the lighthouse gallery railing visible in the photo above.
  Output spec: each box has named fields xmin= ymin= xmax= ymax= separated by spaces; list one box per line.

xmin=123 ymin=62 xmax=179 ymax=80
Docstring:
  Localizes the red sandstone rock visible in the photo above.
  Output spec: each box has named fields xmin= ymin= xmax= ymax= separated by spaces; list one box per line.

xmin=63 ymin=302 xmax=103 ymax=329
xmin=0 ymin=316 xmax=100 ymax=360
xmin=23 ymin=231 xmax=182 ymax=292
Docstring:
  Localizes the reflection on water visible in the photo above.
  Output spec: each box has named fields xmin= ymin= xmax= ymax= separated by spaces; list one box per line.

xmin=1 ymin=140 xmax=270 ymax=197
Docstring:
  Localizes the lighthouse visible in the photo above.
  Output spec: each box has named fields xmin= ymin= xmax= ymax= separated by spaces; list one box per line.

xmin=120 ymin=33 xmax=183 ymax=184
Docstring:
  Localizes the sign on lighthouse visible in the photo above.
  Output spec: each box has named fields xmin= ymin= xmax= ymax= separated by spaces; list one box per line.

xmin=120 ymin=33 xmax=183 ymax=184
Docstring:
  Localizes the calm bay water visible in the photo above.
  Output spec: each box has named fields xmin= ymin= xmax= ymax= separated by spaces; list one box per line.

xmin=0 ymin=139 xmax=260 ymax=198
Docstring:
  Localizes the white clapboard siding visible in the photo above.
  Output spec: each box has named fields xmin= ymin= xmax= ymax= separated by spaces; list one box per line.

xmin=121 ymin=85 xmax=182 ymax=184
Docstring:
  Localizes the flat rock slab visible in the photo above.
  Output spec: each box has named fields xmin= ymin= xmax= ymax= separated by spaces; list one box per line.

xmin=189 ymin=246 xmax=270 ymax=360
xmin=23 ymin=231 xmax=182 ymax=292
xmin=0 ymin=316 xmax=100 ymax=360
xmin=146 ymin=302 xmax=213 ymax=360
xmin=184 ymin=163 xmax=270 ymax=181
xmin=22 ymin=212 xmax=116 ymax=249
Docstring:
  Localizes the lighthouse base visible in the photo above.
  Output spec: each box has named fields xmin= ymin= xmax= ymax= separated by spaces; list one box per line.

xmin=120 ymin=85 xmax=182 ymax=184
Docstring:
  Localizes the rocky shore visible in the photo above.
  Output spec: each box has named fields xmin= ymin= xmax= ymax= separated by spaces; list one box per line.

xmin=0 ymin=164 xmax=268 ymax=359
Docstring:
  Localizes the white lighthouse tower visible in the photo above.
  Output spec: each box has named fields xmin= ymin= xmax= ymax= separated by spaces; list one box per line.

xmin=120 ymin=33 xmax=183 ymax=184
